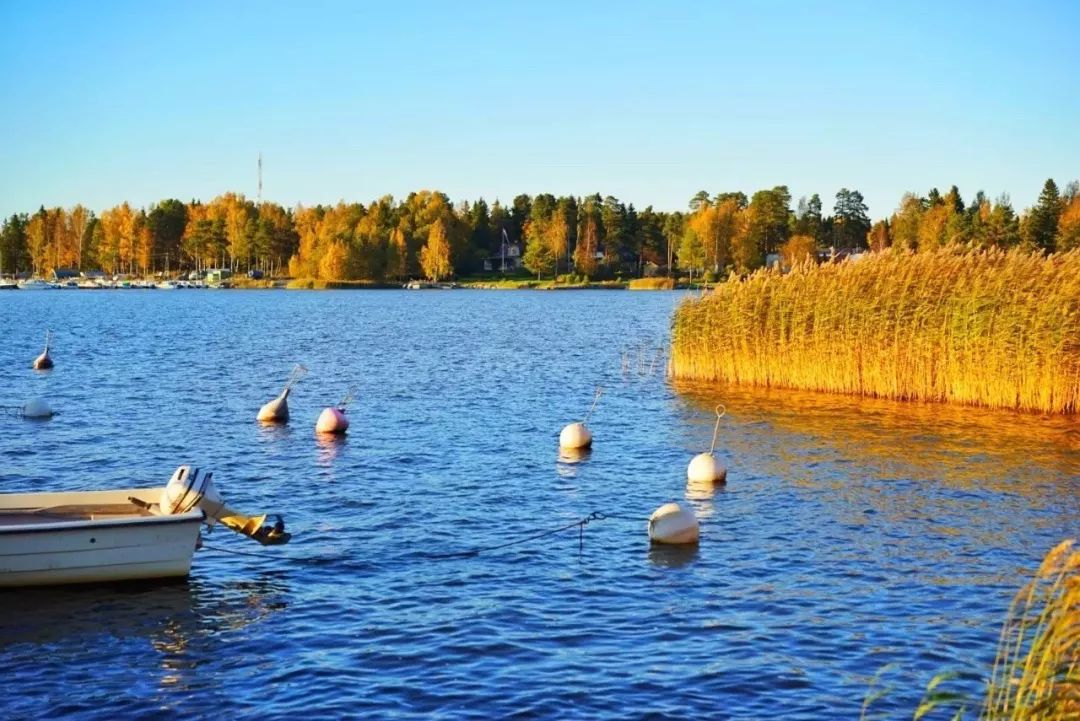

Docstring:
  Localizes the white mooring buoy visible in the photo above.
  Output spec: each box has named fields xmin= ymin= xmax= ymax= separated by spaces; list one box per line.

xmin=687 ymin=404 xmax=727 ymax=484
xmin=648 ymin=502 xmax=699 ymax=545
xmin=22 ymin=397 xmax=54 ymax=419
xmin=32 ymin=331 xmax=53 ymax=370
xmin=257 ymin=364 xmax=307 ymax=424
xmin=316 ymin=387 xmax=354 ymax=435
xmin=559 ymin=386 xmax=602 ymax=450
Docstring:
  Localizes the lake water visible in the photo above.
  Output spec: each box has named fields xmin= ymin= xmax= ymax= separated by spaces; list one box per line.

xmin=1 ymin=289 xmax=1078 ymax=720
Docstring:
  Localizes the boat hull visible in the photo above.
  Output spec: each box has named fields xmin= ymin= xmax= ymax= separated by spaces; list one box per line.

xmin=0 ymin=488 xmax=203 ymax=587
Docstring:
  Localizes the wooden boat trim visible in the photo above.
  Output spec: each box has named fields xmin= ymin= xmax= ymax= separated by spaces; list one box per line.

xmin=0 ymin=510 xmax=203 ymax=535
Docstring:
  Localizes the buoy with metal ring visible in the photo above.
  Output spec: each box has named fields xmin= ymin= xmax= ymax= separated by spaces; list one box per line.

xmin=560 ymin=386 xmax=602 ymax=450
xmin=316 ymin=387 xmax=354 ymax=435
xmin=687 ymin=404 xmax=727 ymax=484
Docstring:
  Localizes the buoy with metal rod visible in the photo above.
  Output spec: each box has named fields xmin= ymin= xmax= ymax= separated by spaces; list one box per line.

xmin=32 ymin=331 xmax=53 ymax=370
xmin=559 ymin=386 xmax=602 ymax=450
xmin=687 ymin=404 xmax=728 ymax=484
xmin=257 ymin=364 xmax=307 ymax=424
xmin=648 ymin=502 xmax=699 ymax=544
xmin=316 ymin=386 xmax=354 ymax=435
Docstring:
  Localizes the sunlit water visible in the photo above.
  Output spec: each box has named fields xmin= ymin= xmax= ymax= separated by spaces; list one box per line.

xmin=1 ymin=289 xmax=1077 ymax=720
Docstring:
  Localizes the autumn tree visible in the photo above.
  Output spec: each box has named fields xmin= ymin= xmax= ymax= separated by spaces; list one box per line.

xmin=26 ymin=207 xmax=54 ymax=273
xmin=319 ymin=241 xmax=350 ymax=280
xmin=867 ymin=220 xmax=890 ymax=251
xmin=420 ymin=218 xmax=452 ymax=281
xmin=780 ymin=234 xmax=817 ymax=268
xmin=1056 ymin=196 xmax=1080 ymax=251
xmin=891 ymin=193 xmax=923 ymax=250
xmin=575 ymin=196 xmax=601 ymax=277
xmin=67 ymin=205 xmax=91 ymax=269
xmin=546 ymin=206 xmax=571 ymax=274
xmin=387 ymin=226 xmax=408 ymax=280
xmin=678 ymin=227 xmax=705 ymax=281
xmin=134 ymin=210 xmax=153 ymax=272
xmin=918 ymin=203 xmax=951 ymax=249
xmin=522 ymin=232 xmax=555 ymax=279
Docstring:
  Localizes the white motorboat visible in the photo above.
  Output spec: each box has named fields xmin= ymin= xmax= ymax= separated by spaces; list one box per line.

xmin=0 ymin=466 xmax=289 ymax=587
xmin=17 ymin=278 xmax=56 ymax=290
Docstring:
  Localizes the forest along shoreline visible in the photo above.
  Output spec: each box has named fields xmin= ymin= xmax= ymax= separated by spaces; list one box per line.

xmin=2 ymin=180 xmax=1076 ymax=289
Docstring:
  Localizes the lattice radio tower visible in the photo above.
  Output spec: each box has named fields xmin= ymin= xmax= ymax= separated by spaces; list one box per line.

xmin=257 ymin=152 xmax=263 ymax=205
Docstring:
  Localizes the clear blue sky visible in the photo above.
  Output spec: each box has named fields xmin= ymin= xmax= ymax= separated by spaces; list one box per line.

xmin=1 ymin=0 xmax=1077 ymax=220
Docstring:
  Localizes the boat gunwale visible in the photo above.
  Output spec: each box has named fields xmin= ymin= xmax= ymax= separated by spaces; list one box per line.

xmin=0 ymin=509 xmax=204 ymax=535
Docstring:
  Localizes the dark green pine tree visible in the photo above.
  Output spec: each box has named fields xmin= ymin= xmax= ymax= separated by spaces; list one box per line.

xmin=0 ymin=213 xmax=29 ymax=274
xmin=832 ymin=189 xmax=870 ymax=249
xmin=468 ymin=198 xmax=492 ymax=256
xmin=1024 ymin=178 xmax=1061 ymax=251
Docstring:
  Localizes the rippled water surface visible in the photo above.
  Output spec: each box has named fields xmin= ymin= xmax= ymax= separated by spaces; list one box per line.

xmin=1 ymin=289 xmax=1078 ymax=720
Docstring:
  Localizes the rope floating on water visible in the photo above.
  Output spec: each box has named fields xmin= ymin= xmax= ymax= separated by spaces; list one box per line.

xmin=200 ymin=511 xmax=640 ymax=564
xmin=422 ymin=511 xmax=609 ymax=559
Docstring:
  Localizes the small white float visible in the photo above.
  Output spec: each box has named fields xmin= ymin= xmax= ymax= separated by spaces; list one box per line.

xmin=257 ymin=364 xmax=307 ymax=424
xmin=0 ymin=464 xmax=290 ymax=587
xmin=559 ymin=386 xmax=602 ymax=450
xmin=21 ymin=397 xmax=54 ymax=419
xmin=648 ymin=502 xmax=699 ymax=545
xmin=687 ymin=404 xmax=727 ymax=484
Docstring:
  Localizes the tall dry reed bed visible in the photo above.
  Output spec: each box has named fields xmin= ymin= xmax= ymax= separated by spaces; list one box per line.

xmin=670 ymin=248 xmax=1080 ymax=414
xmin=980 ymin=539 xmax=1080 ymax=720
xmin=877 ymin=539 xmax=1080 ymax=720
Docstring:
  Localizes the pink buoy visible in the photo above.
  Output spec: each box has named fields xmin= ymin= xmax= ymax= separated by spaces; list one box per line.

xmin=316 ymin=386 xmax=356 ymax=435
xmin=316 ymin=406 xmax=349 ymax=434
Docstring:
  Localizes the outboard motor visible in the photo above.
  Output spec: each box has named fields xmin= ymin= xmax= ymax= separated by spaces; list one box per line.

xmin=155 ymin=465 xmax=290 ymax=545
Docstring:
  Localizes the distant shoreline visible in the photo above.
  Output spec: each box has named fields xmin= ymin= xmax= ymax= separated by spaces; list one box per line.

xmin=2 ymin=277 xmax=704 ymax=292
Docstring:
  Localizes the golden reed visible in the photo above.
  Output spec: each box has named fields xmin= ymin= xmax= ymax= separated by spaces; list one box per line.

xmin=670 ymin=247 xmax=1080 ymax=414
xmin=981 ymin=539 xmax=1080 ymax=720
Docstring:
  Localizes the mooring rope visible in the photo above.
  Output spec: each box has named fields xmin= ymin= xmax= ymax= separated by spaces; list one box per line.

xmin=421 ymin=511 xmax=609 ymax=559
xmin=199 ymin=510 xmax=640 ymax=565
xmin=582 ymin=387 xmax=603 ymax=424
